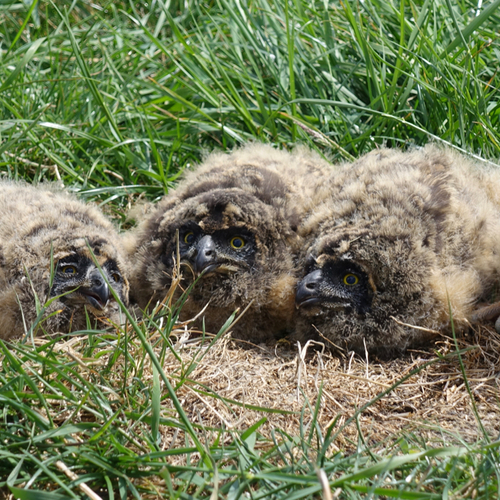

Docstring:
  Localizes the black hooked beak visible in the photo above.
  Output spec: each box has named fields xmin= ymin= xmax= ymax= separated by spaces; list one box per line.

xmin=194 ymin=235 xmax=220 ymax=275
xmin=296 ymin=269 xmax=323 ymax=308
xmin=79 ymin=268 xmax=110 ymax=311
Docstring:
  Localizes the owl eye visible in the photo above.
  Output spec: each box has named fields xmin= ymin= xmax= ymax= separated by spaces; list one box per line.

xmin=230 ymin=236 xmax=245 ymax=249
xmin=111 ymin=272 xmax=121 ymax=283
xmin=343 ymin=273 xmax=359 ymax=285
xmin=61 ymin=265 xmax=78 ymax=275
xmin=184 ymin=231 xmax=195 ymax=245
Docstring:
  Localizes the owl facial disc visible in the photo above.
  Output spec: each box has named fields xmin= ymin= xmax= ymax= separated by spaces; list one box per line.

xmin=179 ymin=223 xmax=256 ymax=277
xmin=52 ymin=255 xmax=125 ymax=314
xmin=295 ymin=258 xmax=373 ymax=315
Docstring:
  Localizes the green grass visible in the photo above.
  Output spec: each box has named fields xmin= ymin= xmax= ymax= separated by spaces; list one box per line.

xmin=1 ymin=309 xmax=499 ymax=499
xmin=1 ymin=0 xmax=500 ymax=498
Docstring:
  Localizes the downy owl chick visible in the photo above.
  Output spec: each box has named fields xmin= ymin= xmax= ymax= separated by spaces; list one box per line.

xmin=125 ymin=143 xmax=332 ymax=343
xmin=294 ymin=145 xmax=500 ymax=356
xmin=0 ymin=181 xmax=129 ymax=340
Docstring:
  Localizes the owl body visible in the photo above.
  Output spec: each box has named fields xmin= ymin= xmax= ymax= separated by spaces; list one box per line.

xmin=295 ymin=145 xmax=500 ymax=355
xmin=125 ymin=143 xmax=332 ymax=343
xmin=0 ymin=181 xmax=129 ymax=340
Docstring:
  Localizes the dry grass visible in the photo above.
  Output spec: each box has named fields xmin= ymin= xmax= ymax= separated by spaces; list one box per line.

xmin=3 ymin=301 xmax=499 ymax=497
xmin=49 ymin=312 xmax=497 ymax=461
xmin=154 ymin=327 xmax=500 ymax=454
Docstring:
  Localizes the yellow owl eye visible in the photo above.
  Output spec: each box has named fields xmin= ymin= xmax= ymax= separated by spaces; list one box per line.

xmin=62 ymin=265 xmax=77 ymax=275
xmin=343 ymin=273 xmax=359 ymax=285
xmin=230 ymin=236 xmax=245 ymax=249
xmin=184 ymin=232 xmax=195 ymax=245
xmin=111 ymin=272 xmax=121 ymax=283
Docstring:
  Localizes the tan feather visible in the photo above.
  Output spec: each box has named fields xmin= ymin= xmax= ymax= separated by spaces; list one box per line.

xmin=294 ymin=145 xmax=500 ymax=356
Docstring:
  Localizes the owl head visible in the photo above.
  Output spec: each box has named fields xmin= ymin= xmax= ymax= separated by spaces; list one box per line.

xmin=124 ymin=144 xmax=328 ymax=342
xmin=0 ymin=183 xmax=129 ymax=339
xmin=131 ymin=186 xmax=298 ymax=305
xmin=292 ymin=145 xmax=494 ymax=356
xmin=294 ymin=220 xmax=441 ymax=355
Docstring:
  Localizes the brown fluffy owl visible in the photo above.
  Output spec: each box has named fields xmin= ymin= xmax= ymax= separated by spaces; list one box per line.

xmin=0 ymin=181 xmax=129 ymax=341
xmin=294 ymin=145 xmax=500 ymax=356
xmin=124 ymin=143 xmax=332 ymax=343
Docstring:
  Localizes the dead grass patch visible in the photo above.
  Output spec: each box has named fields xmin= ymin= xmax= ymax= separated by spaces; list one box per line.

xmin=127 ymin=321 xmax=500 ymax=457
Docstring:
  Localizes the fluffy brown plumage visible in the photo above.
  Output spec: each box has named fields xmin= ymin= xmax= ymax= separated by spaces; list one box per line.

xmin=0 ymin=182 xmax=129 ymax=340
xmin=294 ymin=145 xmax=500 ymax=356
xmin=125 ymin=143 xmax=332 ymax=343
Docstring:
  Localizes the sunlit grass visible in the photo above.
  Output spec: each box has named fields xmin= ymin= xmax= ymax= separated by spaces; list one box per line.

xmin=1 ymin=0 xmax=500 ymax=497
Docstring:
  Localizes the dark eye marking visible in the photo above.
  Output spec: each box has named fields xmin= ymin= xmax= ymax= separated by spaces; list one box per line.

xmin=179 ymin=223 xmax=202 ymax=248
xmin=102 ymin=260 xmax=123 ymax=285
xmin=57 ymin=257 xmax=82 ymax=277
xmin=62 ymin=265 xmax=78 ymax=275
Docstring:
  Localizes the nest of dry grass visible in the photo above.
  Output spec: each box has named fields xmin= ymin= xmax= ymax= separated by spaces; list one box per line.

xmin=29 ymin=314 xmax=500 ymax=462
xmin=135 ymin=320 xmax=500 ymax=455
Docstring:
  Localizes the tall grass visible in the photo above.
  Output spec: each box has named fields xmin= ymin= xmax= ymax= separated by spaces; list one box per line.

xmin=1 ymin=0 xmax=500 ymax=199
xmin=1 ymin=0 xmax=500 ymax=498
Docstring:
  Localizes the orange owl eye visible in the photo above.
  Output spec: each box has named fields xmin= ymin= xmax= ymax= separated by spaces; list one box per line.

xmin=62 ymin=265 xmax=77 ymax=275
xmin=343 ymin=274 xmax=359 ymax=285
xmin=111 ymin=272 xmax=121 ymax=282
xmin=184 ymin=232 xmax=195 ymax=245
xmin=230 ymin=236 xmax=245 ymax=249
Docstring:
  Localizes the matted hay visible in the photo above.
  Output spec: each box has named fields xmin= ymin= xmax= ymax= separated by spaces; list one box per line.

xmin=39 ymin=315 xmax=500 ymax=459
xmin=160 ymin=325 xmax=500 ymax=452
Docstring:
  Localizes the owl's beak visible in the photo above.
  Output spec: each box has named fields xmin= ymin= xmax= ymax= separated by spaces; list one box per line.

xmin=194 ymin=235 xmax=220 ymax=275
xmin=78 ymin=268 xmax=110 ymax=311
xmin=295 ymin=269 xmax=323 ymax=308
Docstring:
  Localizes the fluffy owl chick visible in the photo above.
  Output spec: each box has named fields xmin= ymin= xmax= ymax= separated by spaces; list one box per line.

xmin=125 ymin=143 xmax=332 ymax=343
xmin=294 ymin=145 xmax=500 ymax=356
xmin=0 ymin=182 xmax=129 ymax=341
